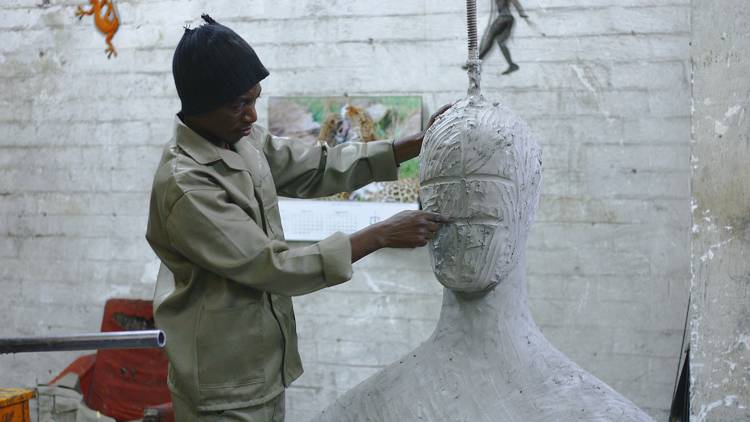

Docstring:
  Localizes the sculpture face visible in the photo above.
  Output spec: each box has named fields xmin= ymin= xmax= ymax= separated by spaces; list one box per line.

xmin=419 ymin=98 xmax=542 ymax=293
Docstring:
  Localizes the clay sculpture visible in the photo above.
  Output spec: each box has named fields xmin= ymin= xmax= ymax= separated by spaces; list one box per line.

xmin=313 ymin=1 xmax=656 ymax=421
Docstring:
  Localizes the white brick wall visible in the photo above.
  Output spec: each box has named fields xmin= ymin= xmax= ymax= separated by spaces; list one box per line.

xmin=0 ymin=1 xmax=691 ymax=420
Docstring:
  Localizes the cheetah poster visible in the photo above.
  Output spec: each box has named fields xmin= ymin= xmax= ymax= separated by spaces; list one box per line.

xmin=269 ymin=96 xmax=422 ymax=240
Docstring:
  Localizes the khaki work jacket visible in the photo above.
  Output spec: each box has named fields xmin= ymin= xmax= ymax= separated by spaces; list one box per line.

xmin=146 ymin=117 xmax=398 ymax=411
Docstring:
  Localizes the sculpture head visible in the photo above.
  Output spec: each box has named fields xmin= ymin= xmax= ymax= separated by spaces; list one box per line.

xmin=419 ymin=97 xmax=542 ymax=294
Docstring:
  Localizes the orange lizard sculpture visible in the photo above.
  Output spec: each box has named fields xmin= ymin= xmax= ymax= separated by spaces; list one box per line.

xmin=76 ymin=0 xmax=120 ymax=58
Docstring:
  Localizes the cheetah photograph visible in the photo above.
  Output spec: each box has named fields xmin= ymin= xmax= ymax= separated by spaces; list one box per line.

xmin=269 ymin=96 xmax=422 ymax=203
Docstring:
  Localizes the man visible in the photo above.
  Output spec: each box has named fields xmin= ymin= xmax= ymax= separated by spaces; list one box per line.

xmin=146 ymin=14 xmax=449 ymax=421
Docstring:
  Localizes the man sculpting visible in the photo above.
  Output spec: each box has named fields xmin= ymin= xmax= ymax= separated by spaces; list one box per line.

xmin=145 ymin=14 xmax=448 ymax=422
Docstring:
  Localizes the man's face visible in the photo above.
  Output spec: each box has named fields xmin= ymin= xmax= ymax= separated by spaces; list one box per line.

xmin=197 ymin=83 xmax=262 ymax=145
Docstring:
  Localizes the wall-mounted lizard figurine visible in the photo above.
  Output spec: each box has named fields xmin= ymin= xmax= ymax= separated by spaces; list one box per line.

xmin=75 ymin=0 xmax=120 ymax=58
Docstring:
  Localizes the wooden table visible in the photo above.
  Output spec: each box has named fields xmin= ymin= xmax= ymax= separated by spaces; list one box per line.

xmin=0 ymin=389 xmax=34 ymax=422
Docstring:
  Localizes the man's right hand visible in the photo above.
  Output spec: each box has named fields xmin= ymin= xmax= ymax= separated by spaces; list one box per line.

xmin=349 ymin=210 xmax=450 ymax=262
xmin=375 ymin=210 xmax=449 ymax=248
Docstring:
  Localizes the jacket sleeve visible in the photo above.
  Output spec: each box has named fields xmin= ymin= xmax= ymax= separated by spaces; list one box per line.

xmin=260 ymin=129 xmax=400 ymax=198
xmin=165 ymin=187 xmax=353 ymax=296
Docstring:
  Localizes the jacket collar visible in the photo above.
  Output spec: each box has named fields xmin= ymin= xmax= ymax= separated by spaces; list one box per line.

xmin=173 ymin=116 xmax=251 ymax=171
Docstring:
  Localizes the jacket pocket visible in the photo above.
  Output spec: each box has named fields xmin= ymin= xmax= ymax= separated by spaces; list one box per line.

xmin=195 ymin=305 xmax=265 ymax=389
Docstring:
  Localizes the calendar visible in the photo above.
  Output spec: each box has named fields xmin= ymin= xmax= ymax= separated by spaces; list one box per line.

xmin=278 ymin=199 xmax=419 ymax=241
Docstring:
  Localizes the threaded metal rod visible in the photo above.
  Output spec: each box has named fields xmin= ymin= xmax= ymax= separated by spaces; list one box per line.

xmin=467 ymin=0 xmax=478 ymax=61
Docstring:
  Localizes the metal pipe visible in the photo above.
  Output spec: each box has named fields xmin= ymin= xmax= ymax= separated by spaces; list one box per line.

xmin=0 ymin=330 xmax=166 ymax=354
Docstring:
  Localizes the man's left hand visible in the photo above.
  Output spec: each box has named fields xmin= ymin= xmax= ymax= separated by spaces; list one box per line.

xmin=393 ymin=103 xmax=453 ymax=164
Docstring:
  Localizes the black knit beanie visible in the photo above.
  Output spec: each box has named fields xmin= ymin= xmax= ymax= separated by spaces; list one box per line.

xmin=173 ymin=14 xmax=269 ymax=116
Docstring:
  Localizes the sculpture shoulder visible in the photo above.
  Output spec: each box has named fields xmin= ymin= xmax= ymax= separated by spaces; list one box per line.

xmin=313 ymin=348 xmax=435 ymax=422
xmin=315 ymin=340 xmax=655 ymax=422
xmin=534 ymin=359 xmax=656 ymax=421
